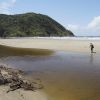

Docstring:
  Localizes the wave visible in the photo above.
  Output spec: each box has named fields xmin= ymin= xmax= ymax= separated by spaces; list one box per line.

xmin=5 ymin=36 xmax=100 ymax=40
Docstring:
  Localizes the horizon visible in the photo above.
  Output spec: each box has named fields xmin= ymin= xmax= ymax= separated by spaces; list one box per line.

xmin=0 ymin=0 xmax=100 ymax=36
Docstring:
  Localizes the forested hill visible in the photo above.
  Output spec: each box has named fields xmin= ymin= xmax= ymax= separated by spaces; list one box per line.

xmin=0 ymin=13 xmax=74 ymax=37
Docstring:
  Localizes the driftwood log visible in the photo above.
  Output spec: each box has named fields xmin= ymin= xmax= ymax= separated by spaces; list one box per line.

xmin=0 ymin=65 xmax=43 ymax=93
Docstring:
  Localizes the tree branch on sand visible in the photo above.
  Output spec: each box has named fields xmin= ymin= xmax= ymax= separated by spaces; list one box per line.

xmin=0 ymin=65 xmax=43 ymax=93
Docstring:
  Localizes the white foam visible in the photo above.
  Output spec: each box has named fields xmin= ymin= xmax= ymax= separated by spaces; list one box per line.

xmin=5 ymin=37 xmax=100 ymax=40
xmin=32 ymin=37 xmax=100 ymax=40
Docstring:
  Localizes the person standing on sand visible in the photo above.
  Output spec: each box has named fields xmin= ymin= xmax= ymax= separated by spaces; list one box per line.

xmin=90 ymin=43 xmax=94 ymax=53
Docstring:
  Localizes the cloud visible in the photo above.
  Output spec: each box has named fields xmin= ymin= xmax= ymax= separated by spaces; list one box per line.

xmin=88 ymin=16 xmax=100 ymax=29
xmin=0 ymin=0 xmax=16 ymax=14
xmin=67 ymin=24 xmax=85 ymax=34
xmin=67 ymin=16 xmax=100 ymax=36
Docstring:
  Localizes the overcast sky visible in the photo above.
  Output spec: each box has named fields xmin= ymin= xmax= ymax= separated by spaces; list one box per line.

xmin=0 ymin=0 xmax=100 ymax=36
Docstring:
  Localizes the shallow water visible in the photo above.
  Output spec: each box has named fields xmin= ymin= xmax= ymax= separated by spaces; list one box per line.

xmin=0 ymin=51 xmax=100 ymax=100
xmin=0 ymin=44 xmax=53 ymax=56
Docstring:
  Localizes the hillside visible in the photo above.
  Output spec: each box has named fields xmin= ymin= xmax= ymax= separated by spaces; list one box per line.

xmin=0 ymin=13 xmax=74 ymax=37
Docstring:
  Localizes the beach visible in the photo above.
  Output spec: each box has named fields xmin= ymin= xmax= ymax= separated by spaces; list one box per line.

xmin=0 ymin=37 xmax=99 ymax=53
xmin=0 ymin=65 xmax=49 ymax=100
xmin=0 ymin=86 xmax=48 ymax=100
xmin=0 ymin=37 xmax=100 ymax=100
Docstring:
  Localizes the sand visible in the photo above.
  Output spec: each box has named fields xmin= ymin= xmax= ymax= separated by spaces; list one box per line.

xmin=0 ymin=37 xmax=100 ymax=100
xmin=0 ymin=86 xmax=48 ymax=100
xmin=0 ymin=38 xmax=99 ymax=53
xmin=0 ymin=64 xmax=49 ymax=100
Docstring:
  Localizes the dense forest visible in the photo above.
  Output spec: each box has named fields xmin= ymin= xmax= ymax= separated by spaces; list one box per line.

xmin=0 ymin=13 xmax=74 ymax=37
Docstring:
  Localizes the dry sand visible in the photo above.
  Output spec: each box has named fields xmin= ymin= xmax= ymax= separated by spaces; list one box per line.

xmin=0 ymin=38 xmax=99 ymax=53
xmin=0 ymin=86 xmax=48 ymax=100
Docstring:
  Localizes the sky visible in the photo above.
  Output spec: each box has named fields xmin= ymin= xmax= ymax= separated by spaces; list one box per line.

xmin=0 ymin=0 xmax=100 ymax=36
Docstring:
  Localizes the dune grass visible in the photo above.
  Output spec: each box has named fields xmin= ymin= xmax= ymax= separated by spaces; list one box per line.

xmin=0 ymin=44 xmax=53 ymax=57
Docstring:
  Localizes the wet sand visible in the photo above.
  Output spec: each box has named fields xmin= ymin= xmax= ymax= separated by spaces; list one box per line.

xmin=0 ymin=44 xmax=53 ymax=57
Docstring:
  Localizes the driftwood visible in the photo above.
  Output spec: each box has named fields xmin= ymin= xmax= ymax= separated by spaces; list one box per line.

xmin=0 ymin=65 xmax=43 ymax=93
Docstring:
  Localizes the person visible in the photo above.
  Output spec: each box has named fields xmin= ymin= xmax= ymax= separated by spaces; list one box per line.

xmin=90 ymin=43 xmax=94 ymax=53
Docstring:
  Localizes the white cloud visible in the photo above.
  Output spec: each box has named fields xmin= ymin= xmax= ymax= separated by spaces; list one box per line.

xmin=67 ymin=24 xmax=85 ymax=35
xmin=67 ymin=16 xmax=100 ymax=36
xmin=0 ymin=0 xmax=16 ymax=14
xmin=88 ymin=16 xmax=100 ymax=28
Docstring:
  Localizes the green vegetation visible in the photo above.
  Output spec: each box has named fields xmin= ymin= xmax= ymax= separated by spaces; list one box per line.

xmin=0 ymin=12 xmax=74 ymax=37
xmin=0 ymin=44 xmax=53 ymax=57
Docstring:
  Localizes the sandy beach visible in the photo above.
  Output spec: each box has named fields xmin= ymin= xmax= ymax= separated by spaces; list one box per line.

xmin=0 ymin=86 xmax=48 ymax=100
xmin=0 ymin=38 xmax=99 ymax=53
xmin=0 ymin=37 xmax=100 ymax=100
xmin=0 ymin=64 xmax=49 ymax=100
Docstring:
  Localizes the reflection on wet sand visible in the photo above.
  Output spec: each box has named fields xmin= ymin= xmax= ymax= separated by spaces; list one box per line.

xmin=90 ymin=53 xmax=94 ymax=64
xmin=0 ymin=52 xmax=100 ymax=100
